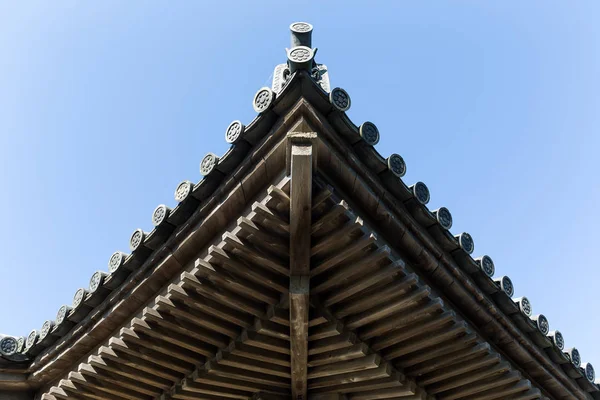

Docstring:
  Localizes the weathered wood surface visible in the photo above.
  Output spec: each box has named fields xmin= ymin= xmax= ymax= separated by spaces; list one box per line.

xmin=40 ymin=163 xmax=549 ymax=400
xmin=30 ymin=75 xmax=589 ymax=400
xmin=289 ymin=138 xmax=314 ymax=400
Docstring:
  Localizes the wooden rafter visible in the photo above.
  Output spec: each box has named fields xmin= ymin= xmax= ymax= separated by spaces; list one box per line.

xmin=33 ymin=106 xmax=580 ymax=400
xmin=38 ymin=150 xmax=551 ymax=400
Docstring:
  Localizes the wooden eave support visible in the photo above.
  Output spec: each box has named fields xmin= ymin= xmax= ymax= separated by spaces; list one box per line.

xmin=288 ymin=132 xmax=316 ymax=400
xmin=38 ymin=176 xmax=296 ymax=400
xmin=31 ymin=91 xmax=564 ymax=400
xmin=27 ymin=108 xmax=293 ymax=389
xmin=302 ymin=105 xmax=586 ymax=399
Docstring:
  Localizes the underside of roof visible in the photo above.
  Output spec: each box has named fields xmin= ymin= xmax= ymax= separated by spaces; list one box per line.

xmin=1 ymin=22 xmax=598 ymax=400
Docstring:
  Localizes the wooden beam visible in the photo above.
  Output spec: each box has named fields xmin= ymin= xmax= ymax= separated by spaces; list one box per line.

xmin=290 ymin=276 xmax=310 ymax=399
xmin=289 ymin=138 xmax=314 ymax=276
xmin=289 ymin=135 xmax=314 ymax=400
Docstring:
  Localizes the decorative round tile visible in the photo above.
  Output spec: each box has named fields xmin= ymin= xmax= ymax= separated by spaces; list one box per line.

xmin=290 ymin=22 xmax=313 ymax=33
xmin=225 ymin=120 xmax=245 ymax=144
xmin=499 ymin=276 xmax=514 ymax=297
xmin=288 ymin=46 xmax=313 ymax=63
xmin=56 ymin=305 xmax=71 ymax=325
xmin=550 ymin=330 xmax=564 ymax=350
xmin=89 ymin=271 xmax=105 ymax=293
xmin=478 ymin=255 xmax=495 ymax=277
xmin=567 ymin=348 xmax=581 ymax=368
xmin=108 ymin=251 xmax=126 ymax=273
xmin=152 ymin=205 xmax=170 ymax=227
xmin=26 ymin=330 xmax=38 ymax=350
xmin=387 ymin=154 xmax=406 ymax=177
xmin=434 ymin=207 xmax=453 ymax=230
xmin=129 ymin=229 xmax=145 ymax=252
xmin=585 ymin=363 xmax=595 ymax=382
xmin=16 ymin=336 xmax=24 ymax=353
xmin=200 ymin=153 xmax=220 ymax=177
xmin=253 ymin=87 xmax=275 ymax=113
xmin=359 ymin=122 xmax=380 ymax=145
xmin=329 ymin=87 xmax=351 ymax=111
xmin=40 ymin=320 xmax=54 ymax=340
xmin=412 ymin=182 xmax=430 ymax=205
xmin=0 ymin=336 xmax=18 ymax=356
xmin=535 ymin=314 xmax=549 ymax=335
xmin=73 ymin=288 xmax=86 ymax=309
xmin=457 ymin=232 xmax=474 ymax=254
xmin=517 ymin=297 xmax=532 ymax=317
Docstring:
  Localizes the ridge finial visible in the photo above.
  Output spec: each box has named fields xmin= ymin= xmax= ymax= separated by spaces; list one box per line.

xmin=290 ymin=22 xmax=313 ymax=48
xmin=272 ymin=22 xmax=330 ymax=94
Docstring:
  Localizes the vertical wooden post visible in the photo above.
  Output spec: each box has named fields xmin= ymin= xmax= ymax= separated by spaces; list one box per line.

xmin=290 ymin=275 xmax=309 ymax=399
xmin=288 ymin=134 xmax=314 ymax=400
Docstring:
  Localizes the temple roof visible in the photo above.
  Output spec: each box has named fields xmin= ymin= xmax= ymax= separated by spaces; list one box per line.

xmin=1 ymin=22 xmax=598 ymax=400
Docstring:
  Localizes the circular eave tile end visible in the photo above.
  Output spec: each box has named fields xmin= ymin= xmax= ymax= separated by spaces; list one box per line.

xmin=56 ymin=305 xmax=71 ymax=325
xmin=457 ymin=232 xmax=474 ymax=254
xmin=535 ymin=314 xmax=549 ymax=335
xmin=16 ymin=337 xmax=25 ymax=353
xmin=412 ymin=182 xmax=430 ymax=205
xmin=40 ymin=320 xmax=54 ymax=340
xmin=73 ymin=288 xmax=87 ymax=309
xmin=253 ymin=87 xmax=276 ymax=114
xmin=152 ymin=205 xmax=170 ymax=227
xmin=0 ymin=336 xmax=18 ymax=356
xmin=200 ymin=153 xmax=220 ymax=177
xmin=515 ymin=297 xmax=532 ymax=317
xmin=25 ymin=329 xmax=38 ymax=350
xmin=89 ymin=271 xmax=105 ymax=293
xmin=108 ymin=251 xmax=126 ymax=273
xmin=175 ymin=180 xmax=193 ymax=203
xmin=435 ymin=207 xmax=453 ymax=230
xmin=129 ymin=229 xmax=146 ymax=252
xmin=359 ymin=122 xmax=380 ymax=146
xmin=387 ymin=154 xmax=406 ymax=178
xmin=478 ymin=255 xmax=495 ymax=277
xmin=329 ymin=87 xmax=351 ymax=111
xmin=225 ymin=120 xmax=245 ymax=144
xmin=551 ymin=330 xmax=564 ymax=350
xmin=501 ymin=276 xmax=514 ymax=297
xmin=569 ymin=348 xmax=581 ymax=368
xmin=584 ymin=363 xmax=595 ymax=382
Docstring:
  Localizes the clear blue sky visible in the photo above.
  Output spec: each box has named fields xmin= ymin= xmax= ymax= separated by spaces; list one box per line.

xmin=1 ymin=1 xmax=598 ymax=365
